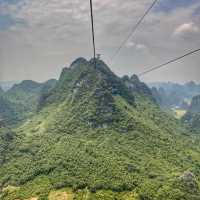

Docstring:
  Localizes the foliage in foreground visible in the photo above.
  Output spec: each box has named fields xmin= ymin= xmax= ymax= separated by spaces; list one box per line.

xmin=1 ymin=95 xmax=200 ymax=199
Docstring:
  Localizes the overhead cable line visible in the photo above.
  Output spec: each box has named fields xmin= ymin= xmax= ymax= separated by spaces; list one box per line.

xmin=89 ymin=0 xmax=96 ymax=67
xmin=138 ymin=48 xmax=200 ymax=77
xmin=110 ymin=0 xmax=158 ymax=62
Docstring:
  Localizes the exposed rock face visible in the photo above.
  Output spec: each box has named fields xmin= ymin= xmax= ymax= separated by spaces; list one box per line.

xmin=189 ymin=95 xmax=200 ymax=113
xmin=182 ymin=95 xmax=200 ymax=133
xmin=122 ymin=74 xmax=155 ymax=101
xmin=179 ymin=171 xmax=199 ymax=192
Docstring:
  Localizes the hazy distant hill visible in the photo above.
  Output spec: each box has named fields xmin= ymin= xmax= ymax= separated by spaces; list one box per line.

xmin=149 ymin=81 xmax=200 ymax=109
xmin=0 ymin=58 xmax=200 ymax=200
xmin=0 ymin=81 xmax=20 ymax=91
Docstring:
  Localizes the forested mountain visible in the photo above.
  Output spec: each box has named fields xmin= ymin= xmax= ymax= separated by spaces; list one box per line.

xmin=0 ymin=58 xmax=200 ymax=200
xmin=182 ymin=95 xmax=200 ymax=133
xmin=122 ymin=75 xmax=155 ymax=102
xmin=0 ymin=79 xmax=57 ymax=125
xmin=149 ymin=82 xmax=200 ymax=109
xmin=0 ymin=81 xmax=20 ymax=92
xmin=0 ymin=85 xmax=24 ymax=124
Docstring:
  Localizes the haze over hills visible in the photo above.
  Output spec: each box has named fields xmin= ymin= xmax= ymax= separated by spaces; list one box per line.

xmin=0 ymin=58 xmax=200 ymax=200
xmin=149 ymin=82 xmax=200 ymax=109
xmin=0 ymin=81 xmax=21 ymax=92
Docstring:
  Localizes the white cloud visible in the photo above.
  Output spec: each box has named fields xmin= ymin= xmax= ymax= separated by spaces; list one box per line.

xmin=126 ymin=42 xmax=147 ymax=51
xmin=0 ymin=0 xmax=200 ymax=83
xmin=136 ymin=44 xmax=147 ymax=50
xmin=126 ymin=41 xmax=135 ymax=48
xmin=173 ymin=22 xmax=199 ymax=36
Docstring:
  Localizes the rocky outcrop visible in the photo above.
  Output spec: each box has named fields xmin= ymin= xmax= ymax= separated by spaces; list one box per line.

xmin=189 ymin=95 xmax=200 ymax=113
xmin=122 ymin=74 xmax=155 ymax=102
xmin=178 ymin=171 xmax=199 ymax=192
xmin=182 ymin=95 xmax=200 ymax=133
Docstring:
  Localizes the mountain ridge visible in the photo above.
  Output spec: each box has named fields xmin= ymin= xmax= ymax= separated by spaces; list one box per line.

xmin=149 ymin=81 xmax=200 ymax=109
xmin=0 ymin=58 xmax=200 ymax=200
xmin=0 ymin=79 xmax=57 ymax=125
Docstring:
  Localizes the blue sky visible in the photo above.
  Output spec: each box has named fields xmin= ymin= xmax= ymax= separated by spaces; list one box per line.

xmin=0 ymin=0 xmax=198 ymax=30
xmin=0 ymin=0 xmax=24 ymax=29
xmin=0 ymin=14 xmax=15 ymax=29
xmin=0 ymin=0 xmax=200 ymax=83
xmin=156 ymin=0 xmax=199 ymax=12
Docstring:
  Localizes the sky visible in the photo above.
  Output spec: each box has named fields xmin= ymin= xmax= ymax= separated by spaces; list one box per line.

xmin=0 ymin=0 xmax=200 ymax=84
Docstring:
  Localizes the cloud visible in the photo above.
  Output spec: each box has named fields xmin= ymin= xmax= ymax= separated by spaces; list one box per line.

xmin=126 ymin=42 xmax=147 ymax=51
xmin=126 ymin=41 xmax=135 ymax=48
xmin=0 ymin=0 xmax=200 ymax=83
xmin=136 ymin=44 xmax=147 ymax=50
xmin=173 ymin=22 xmax=199 ymax=36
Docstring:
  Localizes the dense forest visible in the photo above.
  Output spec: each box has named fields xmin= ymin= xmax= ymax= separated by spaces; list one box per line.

xmin=0 ymin=58 xmax=200 ymax=200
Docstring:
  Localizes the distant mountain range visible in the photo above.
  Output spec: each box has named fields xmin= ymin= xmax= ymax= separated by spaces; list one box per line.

xmin=2 ymin=79 xmax=199 ymax=110
xmin=149 ymin=81 xmax=200 ymax=109
xmin=0 ymin=81 xmax=21 ymax=91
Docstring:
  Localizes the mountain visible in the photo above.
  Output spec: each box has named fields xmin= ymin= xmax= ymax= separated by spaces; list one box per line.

xmin=0 ymin=81 xmax=20 ymax=92
xmin=0 ymin=96 xmax=20 ymax=124
xmin=122 ymin=75 xmax=155 ymax=102
xmin=182 ymin=95 xmax=200 ymax=133
xmin=0 ymin=58 xmax=200 ymax=200
xmin=0 ymin=79 xmax=57 ymax=125
xmin=37 ymin=58 xmax=135 ymax=130
xmin=149 ymin=82 xmax=200 ymax=109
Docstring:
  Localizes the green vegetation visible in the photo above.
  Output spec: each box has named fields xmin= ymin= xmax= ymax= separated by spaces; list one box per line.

xmin=0 ymin=79 xmax=57 ymax=125
xmin=0 ymin=58 xmax=200 ymax=199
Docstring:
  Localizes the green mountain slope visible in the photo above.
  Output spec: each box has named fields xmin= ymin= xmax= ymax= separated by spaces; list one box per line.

xmin=0 ymin=96 xmax=23 ymax=124
xmin=122 ymin=75 xmax=155 ymax=101
xmin=0 ymin=79 xmax=57 ymax=125
xmin=0 ymin=58 xmax=200 ymax=200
